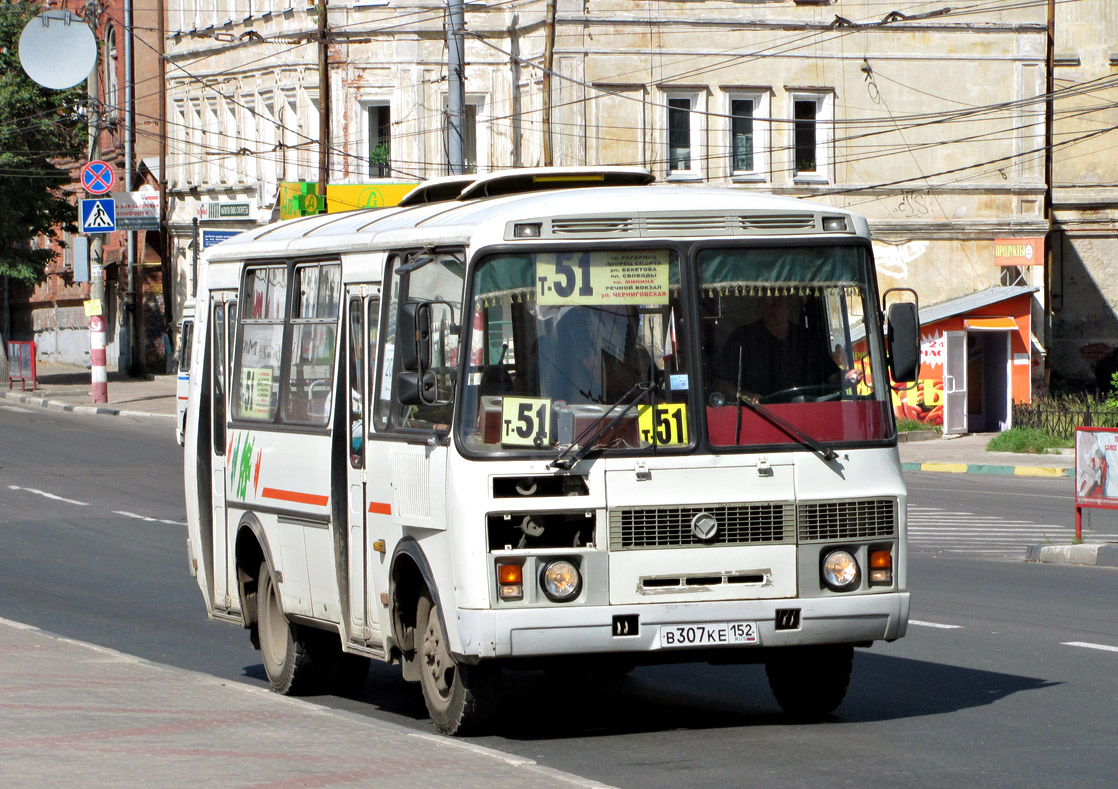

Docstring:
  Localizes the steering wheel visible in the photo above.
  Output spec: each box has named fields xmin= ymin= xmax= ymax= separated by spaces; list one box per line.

xmin=759 ymin=384 xmax=841 ymax=404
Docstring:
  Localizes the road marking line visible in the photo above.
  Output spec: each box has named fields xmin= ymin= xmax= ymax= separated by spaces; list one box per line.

xmin=114 ymin=510 xmax=187 ymax=526
xmin=1062 ymin=641 xmax=1118 ymax=653
xmin=7 ymin=485 xmax=89 ymax=507
xmin=909 ymin=620 xmax=963 ymax=629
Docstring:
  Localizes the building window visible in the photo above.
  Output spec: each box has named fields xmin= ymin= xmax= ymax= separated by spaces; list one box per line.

xmin=104 ymin=25 xmax=118 ymax=121
xmin=444 ymin=96 xmax=485 ymax=174
xmin=367 ymin=104 xmax=391 ymax=178
xmin=790 ymin=92 xmax=832 ymax=182
xmin=726 ymin=92 xmax=768 ymax=180
xmin=663 ymin=91 xmax=704 ymax=179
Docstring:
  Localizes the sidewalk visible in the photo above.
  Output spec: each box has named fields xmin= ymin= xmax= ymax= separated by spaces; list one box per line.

xmin=0 ymin=617 xmax=608 ymax=789
xmin=2 ymin=362 xmax=178 ymax=418
xmin=897 ymin=430 xmax=1074 ymax=479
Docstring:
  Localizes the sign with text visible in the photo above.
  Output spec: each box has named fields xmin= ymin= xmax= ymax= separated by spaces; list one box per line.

xmin=536 ymin=250 xmax=670 ymax=305
xmin=197 ymin=200 xmax=256 ymax=221
xmin=113 ymin=191 xmax=160 ymax=230
xmin=994 ymin=237 xmax=1043 ymax=267
xmin=202 ymin=229 xmax=240 ymax=249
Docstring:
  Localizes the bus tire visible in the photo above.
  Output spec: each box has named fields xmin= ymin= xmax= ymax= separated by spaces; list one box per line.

xmin=416 ymin=590 xmax=498 ymax=735
xmin=765 ymin=644 xmax=853 ymax=719
xmin=257 ymin=560 xmax=318 ymax=695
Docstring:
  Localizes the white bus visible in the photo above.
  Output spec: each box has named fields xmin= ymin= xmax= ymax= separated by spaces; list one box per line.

xmin=183 ymin=168 xmax=920 ymax=735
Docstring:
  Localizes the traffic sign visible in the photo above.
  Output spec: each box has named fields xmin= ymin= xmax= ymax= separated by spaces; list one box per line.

xmin=80 ymin=198 xmax=116 ymax=233
xmin=80 ymin=160 xmax=115 ymax=195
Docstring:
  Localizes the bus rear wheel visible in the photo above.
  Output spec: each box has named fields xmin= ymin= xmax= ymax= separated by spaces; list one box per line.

xmin=257 ymin=560 xmax=320 ymax=695
xmin=416 ymin=591 xmax=498 ymax=735
xmin=765 ymin=644 xmax=853 ymax=719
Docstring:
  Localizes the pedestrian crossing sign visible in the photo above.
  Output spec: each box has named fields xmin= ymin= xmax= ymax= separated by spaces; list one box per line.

xmin=80 ymin=198 xmax=116 ymax=233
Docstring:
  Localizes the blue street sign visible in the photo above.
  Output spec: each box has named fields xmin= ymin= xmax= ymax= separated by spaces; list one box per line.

xmin=80 ymin=160 xmax=115 ymax=195
xmin=201 ymin=229 xmax=241 ymax=249
xmin=80 ymin=198 xmax=116 ymax=233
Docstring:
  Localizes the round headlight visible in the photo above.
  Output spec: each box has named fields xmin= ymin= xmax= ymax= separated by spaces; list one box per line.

xmin=822 ymin=550 xmax=860 ymax=591
xmin=540 ymin=559 xmax=582 ymax=602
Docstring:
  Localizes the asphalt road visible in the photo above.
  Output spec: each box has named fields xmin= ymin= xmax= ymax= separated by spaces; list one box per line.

xmin=1 ymin=406 xmax=1115 ymax=787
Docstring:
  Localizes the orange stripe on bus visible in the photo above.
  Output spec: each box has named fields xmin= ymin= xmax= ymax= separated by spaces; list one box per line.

xmin=261 ymin=487 xmax=329 ymax=507
xmin=368 ymin=501 xmax=392 ymax=515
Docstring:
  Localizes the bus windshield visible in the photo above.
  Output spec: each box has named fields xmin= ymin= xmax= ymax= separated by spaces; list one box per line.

xmin=698 ymin=244 xmax=893 ymax=448
xmin=458 ymin=243 xmax=893 ymax=455
xmin=459 ymin=249 xmax=688 ymax=454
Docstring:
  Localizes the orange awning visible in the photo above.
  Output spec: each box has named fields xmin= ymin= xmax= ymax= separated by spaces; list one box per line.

xmin=964 ymin=317 xmax=1017 ymax=331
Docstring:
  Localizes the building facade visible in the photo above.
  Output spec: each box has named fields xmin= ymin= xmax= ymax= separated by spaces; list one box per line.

xmin=162 ymin=0 xmax=1116 ymax=393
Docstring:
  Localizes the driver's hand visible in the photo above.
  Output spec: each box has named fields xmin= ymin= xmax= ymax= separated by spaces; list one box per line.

xmin=843 ymin=368 xmax=864 ymax=386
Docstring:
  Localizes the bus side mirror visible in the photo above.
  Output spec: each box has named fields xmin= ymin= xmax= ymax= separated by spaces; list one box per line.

xmin=396 ymin=370 xmax=439 ymax=405
xmin=398 ymin=302 xmax=431 ymax=372
xmin=886 ymin=301 xmax=920 ymax=383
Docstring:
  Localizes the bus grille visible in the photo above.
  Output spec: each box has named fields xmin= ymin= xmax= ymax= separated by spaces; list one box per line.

xmin=610 ymin=503 xmax=795 ymax=550
xmin=797 ymin=498 xmax=897 ymax=542
xmin=608 ymin=498 xmax=897 ymax=550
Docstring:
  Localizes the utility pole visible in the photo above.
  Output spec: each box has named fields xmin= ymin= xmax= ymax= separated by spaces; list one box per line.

xmin=317 ymin=0 xmax=330 ymax=208
xmin=447 ymin=0 xmax=466 ymax=174
xmin=85 ymin=5 xmax=108 ymax=403
xmin=542 ymin=0 xmax=555 ymax=166
xmin=124 ymin=0 xmax=139 ymax=375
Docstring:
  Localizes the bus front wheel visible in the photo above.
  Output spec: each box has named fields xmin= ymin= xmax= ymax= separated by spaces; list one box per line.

xmin=257 ymin=560 xmax=319 ymax=695
xmin=416 ymin=591 xmax=499 ymax=735
xmin=765 ymin=644 xmax=853 ymax=719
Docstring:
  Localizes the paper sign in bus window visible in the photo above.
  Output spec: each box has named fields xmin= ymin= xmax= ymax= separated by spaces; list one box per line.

xmin=536 ymin=250 xmax=670 ymax=305
xmin=240 ymin=367 xmax=274 ymax=419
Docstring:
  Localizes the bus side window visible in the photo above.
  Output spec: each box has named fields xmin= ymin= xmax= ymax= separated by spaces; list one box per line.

xmin=283 ymin=263 xmax=341 ymax=426
xmin=178 ymin=320 xmax=194 ymax=373
xmin=212 ymin=302 xmax=226 ymax=455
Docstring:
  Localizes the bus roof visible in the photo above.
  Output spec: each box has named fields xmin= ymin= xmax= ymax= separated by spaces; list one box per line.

xmin=202 ymin=184 xmax=868 ymax=264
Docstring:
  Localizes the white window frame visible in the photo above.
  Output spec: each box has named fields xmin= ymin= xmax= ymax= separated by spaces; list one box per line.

xmin=442 ymin=93 xmax=489 ymax=175
xmin=725 ymin=90 xmax=769 ymax=182
xmin=359 ymin=98 xmax=393 ymax=180
xmin=789 ymin=91 xmax=833 ymax=184
xmin=661 ymin=89 xmax=705 ymax=181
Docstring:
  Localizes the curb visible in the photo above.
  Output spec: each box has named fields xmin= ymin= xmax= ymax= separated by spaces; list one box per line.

xmin=1025 ymin=543 xmax=1118 ymax=567
xmin=902 ymin=461 xmax=1072 ymax=478
xmin=1 ymin=389 xmax=170 ymax=419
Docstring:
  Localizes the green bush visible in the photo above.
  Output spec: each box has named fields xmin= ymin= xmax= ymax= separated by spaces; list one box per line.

xmin=986 ymin=428 xmax=1072 ymax=454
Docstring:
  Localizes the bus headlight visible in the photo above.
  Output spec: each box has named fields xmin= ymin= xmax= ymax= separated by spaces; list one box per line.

xmin=821 ymin=550 xmax=860 ymax=591
xmin=540 ymin=559 xmax=582 ymax=602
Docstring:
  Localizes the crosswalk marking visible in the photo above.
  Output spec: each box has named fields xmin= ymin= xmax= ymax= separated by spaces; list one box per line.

xmin=906 ymin=504 xmax=1074 ymax=555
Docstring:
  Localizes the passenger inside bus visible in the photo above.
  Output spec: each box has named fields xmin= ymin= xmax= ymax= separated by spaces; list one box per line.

xmin=709 ymin=293 xmax=861 ymax=403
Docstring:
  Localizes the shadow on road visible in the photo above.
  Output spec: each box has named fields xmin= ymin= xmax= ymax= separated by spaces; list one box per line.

xmin=243 ymin=649 xmax=1058 ymax=740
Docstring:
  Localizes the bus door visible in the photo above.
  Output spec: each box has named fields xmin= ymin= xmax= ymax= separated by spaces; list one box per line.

xmin=344 ymin=290 xmax=384 ymax=646
xmin=364 ymin=252 xmax=462 ymax=632
xmin=209 ymin=296 xmax=233 ymax=610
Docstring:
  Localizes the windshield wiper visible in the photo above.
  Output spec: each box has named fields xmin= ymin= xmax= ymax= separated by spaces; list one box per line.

xmin=548 ymin=382 xmax=655 ymax=470
xmin=737 ymin=397 xmax=838 ymax=463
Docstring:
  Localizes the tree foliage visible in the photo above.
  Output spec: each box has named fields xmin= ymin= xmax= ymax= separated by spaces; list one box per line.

xmin=0 ymin=1 xmax=87 ymax=285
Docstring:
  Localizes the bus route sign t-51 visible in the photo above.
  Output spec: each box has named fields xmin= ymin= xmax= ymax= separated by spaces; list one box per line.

xmin=80 ymin=160 xmax=115 ymax=195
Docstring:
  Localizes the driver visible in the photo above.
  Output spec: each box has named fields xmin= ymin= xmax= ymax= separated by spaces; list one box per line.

xmin=710 ymin=293 xmax=861 ymax=402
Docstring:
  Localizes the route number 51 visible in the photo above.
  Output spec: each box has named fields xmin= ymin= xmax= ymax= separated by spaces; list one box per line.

xmin=501 ymin=397 xmax=551 ymax=446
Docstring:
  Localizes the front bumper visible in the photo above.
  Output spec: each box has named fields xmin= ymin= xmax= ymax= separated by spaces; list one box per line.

xmin=455 ymin=591 xmax=909 ymax=660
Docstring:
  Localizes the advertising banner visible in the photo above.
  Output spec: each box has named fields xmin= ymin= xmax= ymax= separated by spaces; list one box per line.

xmin=1075 ymin=427 xmax=1118 ymax=510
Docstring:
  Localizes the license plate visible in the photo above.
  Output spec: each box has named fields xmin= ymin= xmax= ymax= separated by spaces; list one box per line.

xmin=658 ymin=621 xmax=759 ymax=648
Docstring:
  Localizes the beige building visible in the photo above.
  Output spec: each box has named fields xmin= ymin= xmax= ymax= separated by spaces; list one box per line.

xmin=163 ymin=1 xmax=1116 ymax=389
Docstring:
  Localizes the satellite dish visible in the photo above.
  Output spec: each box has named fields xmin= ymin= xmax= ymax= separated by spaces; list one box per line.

xmin=19 ymin=11 xmax=97 ymax=90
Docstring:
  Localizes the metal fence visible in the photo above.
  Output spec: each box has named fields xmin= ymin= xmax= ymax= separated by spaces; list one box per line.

xmin=1013 ymin=400 xmax=1118 ymax=439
